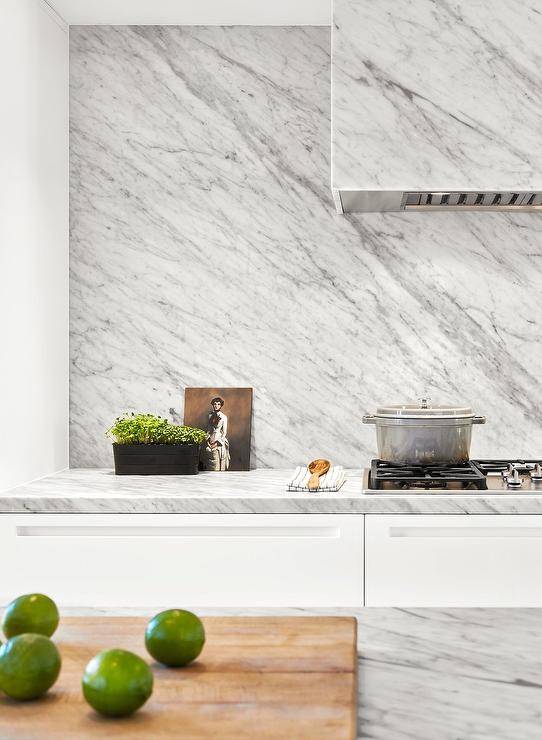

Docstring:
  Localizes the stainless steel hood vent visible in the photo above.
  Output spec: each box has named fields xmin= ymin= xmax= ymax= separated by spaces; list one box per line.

xmin=331 ymin=0 xmax=542 ymax=214
xmin=406 ymin=192 xmax=542 ymax=211
xmin=336 ymin=191 xmax=542 ymax=213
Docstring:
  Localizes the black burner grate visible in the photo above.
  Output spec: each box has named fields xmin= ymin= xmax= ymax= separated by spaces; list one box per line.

xmin=474 ymin=460 xmax=542 ymax=475
xmin=369 ymin=459 xmax=488 ymax=490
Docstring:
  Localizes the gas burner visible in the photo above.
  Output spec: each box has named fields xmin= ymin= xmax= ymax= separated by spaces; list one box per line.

xmin=475 ymin=460 xmax=539 ymax=475
xmin=369 ymin=460 xmax=487 ymax=491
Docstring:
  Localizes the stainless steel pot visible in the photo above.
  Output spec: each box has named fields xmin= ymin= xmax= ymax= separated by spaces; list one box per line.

xmin=362 ymin=398 xmax=486 ymax=464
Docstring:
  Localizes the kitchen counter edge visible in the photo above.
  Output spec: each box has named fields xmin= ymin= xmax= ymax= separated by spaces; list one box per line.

xmin=2 ymin=468 xmax=542 ymax=514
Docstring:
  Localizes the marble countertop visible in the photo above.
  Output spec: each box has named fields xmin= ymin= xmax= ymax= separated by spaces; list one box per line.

xmin=3 ymin=468 xmax=542 ymax=514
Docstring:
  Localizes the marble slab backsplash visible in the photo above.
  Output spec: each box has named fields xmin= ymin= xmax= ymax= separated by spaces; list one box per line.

xmin=332 ymin=0 xmax=542 ymax=192
xmin=70 ymin=26 xmax=542 ymax=468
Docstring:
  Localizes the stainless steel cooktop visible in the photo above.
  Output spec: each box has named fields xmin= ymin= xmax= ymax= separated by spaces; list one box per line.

xmin=363 ymin=460 xmax=542 ymax=495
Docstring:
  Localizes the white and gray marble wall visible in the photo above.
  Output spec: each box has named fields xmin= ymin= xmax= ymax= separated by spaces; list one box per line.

xmin=70 ymin=26 xmax=542 ymax=468
xmin=332 ymin=0 xmax=542 ymax=192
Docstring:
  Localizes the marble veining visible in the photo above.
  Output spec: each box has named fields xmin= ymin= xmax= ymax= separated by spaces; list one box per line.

xmin=52 ymin=606 xmax=542 ymax=740
xmin=4 ymin=468 xmax=542 ymax=513
xmin=70 ymin=27 xmax=542 ymax=470
xmin=333 ymin=0 xmax=542 ymax=191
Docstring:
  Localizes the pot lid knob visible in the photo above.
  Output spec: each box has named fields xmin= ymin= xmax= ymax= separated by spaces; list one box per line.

xmin=418 ymin=396 xmax=432 ymax=409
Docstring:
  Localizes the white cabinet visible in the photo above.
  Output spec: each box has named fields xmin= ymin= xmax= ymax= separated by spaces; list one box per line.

xmin=0 ymin=514 xmax=364 ymax=608
xmin=366 ymin=514 xmax=542 ymax=607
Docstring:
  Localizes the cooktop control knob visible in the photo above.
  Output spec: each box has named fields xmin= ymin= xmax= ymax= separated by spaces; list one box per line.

xmin=530 ymin=464 xmax=542 ymax=484
xmin=506 ymin=468 xmax=523 ymax=489
xmin=502 ymin=463 xmax=515 ymax=479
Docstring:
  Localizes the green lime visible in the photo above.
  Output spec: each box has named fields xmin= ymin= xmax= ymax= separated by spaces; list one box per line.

xmin=145 ymin=609 xmax=205 ymax=667
xmin=2 ymin=594 xmax=59 ymax=639
xmin=0 ymin=634 xmax=61 ymax=700
xmin=82 ymin=649 xmax=153 ymax=717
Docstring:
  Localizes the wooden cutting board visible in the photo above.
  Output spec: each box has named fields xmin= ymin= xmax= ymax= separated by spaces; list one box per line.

xmin=0 ymin=616 xmax=357 ymax=739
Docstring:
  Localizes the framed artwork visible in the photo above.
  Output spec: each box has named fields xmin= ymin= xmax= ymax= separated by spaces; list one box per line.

xmin=183 ymin=387 xmax=253 ymax=471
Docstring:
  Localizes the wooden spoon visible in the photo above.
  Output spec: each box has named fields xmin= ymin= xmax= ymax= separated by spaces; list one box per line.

xmin=307 ymin=459 xmax=331 ymax=490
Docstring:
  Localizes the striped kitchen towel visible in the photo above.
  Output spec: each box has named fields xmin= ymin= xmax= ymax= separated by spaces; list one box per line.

xmin=287 ymin=466 xmax=346 ymax=492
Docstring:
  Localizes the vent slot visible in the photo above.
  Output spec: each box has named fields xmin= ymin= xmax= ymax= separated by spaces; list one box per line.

xmin=404 ymin=192 xmax=542 ymax=210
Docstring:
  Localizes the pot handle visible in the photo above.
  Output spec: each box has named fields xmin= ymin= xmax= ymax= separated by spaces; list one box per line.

xmin=362 ymin=414 xmax=376 ymax=424
xmin=472 ymin=416 xmax=486 ymax=424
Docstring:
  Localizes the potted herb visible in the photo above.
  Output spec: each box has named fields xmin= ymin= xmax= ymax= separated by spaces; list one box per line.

xmin=107 ymin=413 xmax=207 ymax=476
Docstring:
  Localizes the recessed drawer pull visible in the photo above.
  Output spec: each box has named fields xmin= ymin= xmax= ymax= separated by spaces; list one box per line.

xmin=389 ymin=526 xmax=542 ymax=539
xmin=16 ymin=525 xmax=340 ymax=539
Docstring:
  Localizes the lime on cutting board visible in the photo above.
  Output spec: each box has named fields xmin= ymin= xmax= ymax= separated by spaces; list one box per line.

xmin=0 ymin=633 xmax=61 ymax=700
xmin=145 ymin=609 xmax=205 ymax=667
xmin=82 ymin=649 xmax=153 ymax=717
xmin=2 ymin=594 xmax=59 ymax=639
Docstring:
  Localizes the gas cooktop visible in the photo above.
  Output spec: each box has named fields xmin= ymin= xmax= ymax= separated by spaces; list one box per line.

xmin=364 ymin=460 xmax=542 ymax=494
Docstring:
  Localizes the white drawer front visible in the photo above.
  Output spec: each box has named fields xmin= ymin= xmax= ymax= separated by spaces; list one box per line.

xmin=0 ymin=514 xmax=363 ymax=608
xmin=366 ymin=514 xmax=542 ymax=607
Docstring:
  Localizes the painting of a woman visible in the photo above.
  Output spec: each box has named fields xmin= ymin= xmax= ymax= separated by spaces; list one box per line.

xmin=184 ymin=387 xmax=252 ymax=471
xmin=205 ymin=397 xmax=230 ymax=471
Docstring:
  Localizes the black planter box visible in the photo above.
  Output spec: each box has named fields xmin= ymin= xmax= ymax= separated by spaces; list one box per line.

xmin=112 ymin=443 xmax=200 ymax=475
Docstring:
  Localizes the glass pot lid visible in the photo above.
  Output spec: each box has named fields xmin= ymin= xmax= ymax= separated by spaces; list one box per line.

xmin=375 ymin=397 xmax=474 ymax=419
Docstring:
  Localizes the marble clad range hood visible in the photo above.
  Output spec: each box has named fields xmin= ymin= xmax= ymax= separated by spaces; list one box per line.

xmin=331 ymin=0 xmax=542 ymax=213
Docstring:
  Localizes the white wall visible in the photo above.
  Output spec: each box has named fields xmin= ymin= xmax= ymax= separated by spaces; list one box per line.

xmin=49 ymin=0 xmax=329 ymax=25
xmin=0 ymin=0 xmax=69 ymax=490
